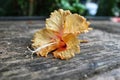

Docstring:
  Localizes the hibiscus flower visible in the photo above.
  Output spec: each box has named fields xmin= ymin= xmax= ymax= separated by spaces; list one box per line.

xmin=30 ymin=9 xmax=91 ymax=59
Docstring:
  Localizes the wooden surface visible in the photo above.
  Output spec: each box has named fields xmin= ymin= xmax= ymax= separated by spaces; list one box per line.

xmin=0 ymin=20 xmax=120 ymax=80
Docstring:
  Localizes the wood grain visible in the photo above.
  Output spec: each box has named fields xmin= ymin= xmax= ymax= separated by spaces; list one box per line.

xmin=0 ymin=20 xmax=120 ymax=80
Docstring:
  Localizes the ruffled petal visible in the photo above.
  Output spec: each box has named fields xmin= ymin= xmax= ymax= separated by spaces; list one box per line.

xmin=36 ymin=43 xmax=57 ymax=57
xmin=46 ymin=9 xmax=71 ymax=32
xmin=32 ymin=28 xmax=57 ymax=48
xmin=53 ymin=33 xmax=80 ymax=59
xmin=64 ymin=14 xmax=90 ymax=34
xmin=32 ymin=29 xmax=58 ymax=57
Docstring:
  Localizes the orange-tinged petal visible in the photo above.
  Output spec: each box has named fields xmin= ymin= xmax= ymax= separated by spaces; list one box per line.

xmin=46 ymin=9 xmax=71 ymax=32
xmin=36 ymin=43 xmax=57 ymax=57
xmin=53 ymin=45 xmax=80 ymax=59
xmin=32 ymin=28 xmax=58 ymax=57
xmin=64 ymin=14 xmax=90 ymax=34
xmin=53 ymin=33 xmax=80 ymax=59
xmin=32 ymin=28 xmax=57 ymax=48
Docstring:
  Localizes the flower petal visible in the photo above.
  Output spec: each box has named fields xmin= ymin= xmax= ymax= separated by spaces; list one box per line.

xmin=36 ymin=43 xmax=57 ymax=57
xmin=53 ymin=33 xmax=80 ymax=59
xmin=32 ymin=29 xmax=58 ymax=57
xmin=64 ymin=14 xmax=90 ymax=34
xmin=32 ymin=28 xmax=57 ymax=48
xmin=46 ymin=9 xmax=71 ymax=32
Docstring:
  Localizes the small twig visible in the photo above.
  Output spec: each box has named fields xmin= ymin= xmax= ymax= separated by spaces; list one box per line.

xmin=80 ymin=40 xmax=88 ymax=43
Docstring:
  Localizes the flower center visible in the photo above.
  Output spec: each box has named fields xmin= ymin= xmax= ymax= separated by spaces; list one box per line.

xmin=57 ymin=40 xmax=67 ymax=51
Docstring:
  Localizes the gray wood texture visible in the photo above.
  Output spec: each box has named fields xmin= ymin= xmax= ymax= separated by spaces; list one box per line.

xmin=0 ymin=20 xmax=120 ymax=80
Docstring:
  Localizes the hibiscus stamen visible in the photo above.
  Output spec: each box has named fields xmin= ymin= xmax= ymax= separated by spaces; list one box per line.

xmin=27 ymin=42 xmax=56 ymax=54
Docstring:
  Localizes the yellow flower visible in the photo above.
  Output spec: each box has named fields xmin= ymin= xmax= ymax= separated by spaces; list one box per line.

xmin=31 ymin=9 xmax=91 ymax=59
xmin=31 ymin=28 xmax=80 ymax=59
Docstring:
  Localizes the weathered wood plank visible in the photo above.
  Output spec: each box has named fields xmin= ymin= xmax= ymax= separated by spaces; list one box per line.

xmin=0 ymin=20 xmax=120 ymax=80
